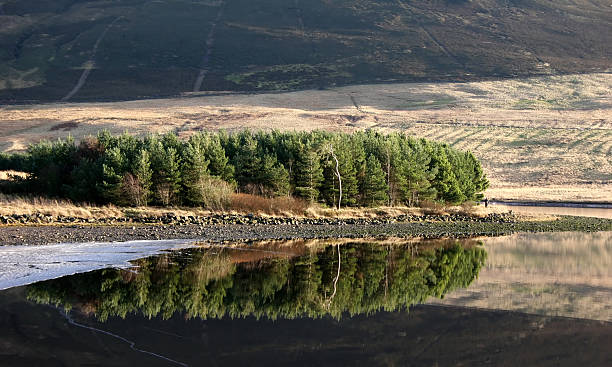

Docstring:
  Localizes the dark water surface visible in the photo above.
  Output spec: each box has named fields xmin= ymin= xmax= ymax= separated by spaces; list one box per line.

xmin=0 ymin=234 xmax=610 ymax=366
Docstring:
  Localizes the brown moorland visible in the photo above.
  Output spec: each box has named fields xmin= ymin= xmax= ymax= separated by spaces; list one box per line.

xmin=1 ymin=73 xmax=611 ymax=203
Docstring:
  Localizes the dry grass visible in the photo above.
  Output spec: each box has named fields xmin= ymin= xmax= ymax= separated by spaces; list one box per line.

xmin=0 ymin=194 xmax=123 ymax=218
xmin=229 ymin=193 xmax=309 ymax=216
xmin=0 ymin=72 xmax=610 ymax=202
xmin=0 ymin=170 xmax=29 ymax=180
xmin=485 ymin=185 xmax=612 ymax=203
xmin=0 ymin=193 xmax=509 ymax=221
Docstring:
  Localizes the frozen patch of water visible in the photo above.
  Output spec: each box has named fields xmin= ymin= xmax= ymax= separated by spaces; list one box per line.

xmin=0 ymin=239 xmax=200 ymax=290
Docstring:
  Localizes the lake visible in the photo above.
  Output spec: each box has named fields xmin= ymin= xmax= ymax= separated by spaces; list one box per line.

xmin=0 ymin=232 xmax=610 ymax=366
xmin=490 ymin=202 xmax=612 ymax=219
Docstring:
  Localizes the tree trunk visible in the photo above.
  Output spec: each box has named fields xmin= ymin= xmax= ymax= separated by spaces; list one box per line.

xmin=328 ymin=145 xmax=342 ymax=210
xmin=385 ymin=147 xmax=391 ymax=206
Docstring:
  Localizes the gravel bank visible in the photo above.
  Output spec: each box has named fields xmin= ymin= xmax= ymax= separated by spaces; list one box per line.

xmin=1 ymin=215 xmax=610 ymax=246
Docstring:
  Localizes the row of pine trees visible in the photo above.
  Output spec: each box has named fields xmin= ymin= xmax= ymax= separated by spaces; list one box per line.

xmin=0 ymin=130 xmax=489 ymax=208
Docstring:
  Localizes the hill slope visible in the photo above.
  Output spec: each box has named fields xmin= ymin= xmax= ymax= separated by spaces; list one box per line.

xmin=0 ymin=0 xmax=610 ymax=102
xmin=2 ymin=73 xmax=611 ymax=202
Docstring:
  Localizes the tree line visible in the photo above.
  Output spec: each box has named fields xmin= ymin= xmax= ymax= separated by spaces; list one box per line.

xmin=0 ymin=130 xmax=488 ymax=208
xmin=27 ymin=241 xmax=487 ymax=321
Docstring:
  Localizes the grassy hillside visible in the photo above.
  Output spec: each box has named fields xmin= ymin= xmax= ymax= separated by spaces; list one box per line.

xmin=0 ymin=0 xmax=610 ymax=102
xmin=1 ymin=73 xmax=610 ymax=202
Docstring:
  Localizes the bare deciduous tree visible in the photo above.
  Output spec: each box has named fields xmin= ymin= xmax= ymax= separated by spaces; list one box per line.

xmin=326 ymin=144 xmax=342 ymax=210
xmin=122 ymin=173 xmax=146 ymax=206
xmin=156 ymin=182 xmax=172 ymax=206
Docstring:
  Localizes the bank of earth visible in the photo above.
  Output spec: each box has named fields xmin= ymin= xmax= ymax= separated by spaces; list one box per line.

xmin=1 ymin=212 xmax=610 ymax=246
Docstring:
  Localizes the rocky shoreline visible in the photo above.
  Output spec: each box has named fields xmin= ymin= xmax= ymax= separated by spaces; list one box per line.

xmin=0 ymin=212 xmax=514 ymax=226
xmin=1 ymin=213 xmax=610 ymax=246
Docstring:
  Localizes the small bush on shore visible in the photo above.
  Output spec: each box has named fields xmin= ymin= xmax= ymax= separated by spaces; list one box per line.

xmin=198 ymin=176 xmax=233 ymax=211
xmin=419 ymin=199 xmax=447 ymax=215
xmin=230 ymin=193 xmax=308 ymax=216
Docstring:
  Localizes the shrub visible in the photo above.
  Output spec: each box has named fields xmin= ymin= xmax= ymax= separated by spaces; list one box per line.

xmin=198 ymin=176 xmax=233 ymax=211
xmin=230 ymin=193 xmax=308 ymax=215
xmin=419 ymin=199 xmax=446 ymax=215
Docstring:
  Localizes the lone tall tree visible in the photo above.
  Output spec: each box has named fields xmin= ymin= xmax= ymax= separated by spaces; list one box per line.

xmin=326 ymin=144 xmax=342 ymax=209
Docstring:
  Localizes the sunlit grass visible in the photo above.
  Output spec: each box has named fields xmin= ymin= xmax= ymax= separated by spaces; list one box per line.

xmin=1 ymin=73 xmax=610 ymax=202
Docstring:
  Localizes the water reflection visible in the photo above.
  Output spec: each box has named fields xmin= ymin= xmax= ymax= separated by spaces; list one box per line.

xmin=432 ymin=231 xmax=612 ymax=321
xmin=491 ymin=203 xmax=612 ymax=219
xmin=26 ymin=239 xmax=486 ymax=321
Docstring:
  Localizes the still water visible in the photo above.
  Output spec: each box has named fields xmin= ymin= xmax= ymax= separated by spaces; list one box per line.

xmin=0 ymin=233 xmax=610 ymax=366
xmin=490 ymin=202 xmax=612 ymax=219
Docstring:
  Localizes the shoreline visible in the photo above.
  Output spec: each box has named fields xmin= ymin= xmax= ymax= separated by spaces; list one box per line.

xmin=1 ymin=214 xmax=610 ymax=247
xmin=490 ymin=200 xmax=612 ymax=209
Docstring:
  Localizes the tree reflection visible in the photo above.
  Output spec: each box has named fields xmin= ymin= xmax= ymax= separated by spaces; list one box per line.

xmin=27 ymin=240 xmax=486 ymax=321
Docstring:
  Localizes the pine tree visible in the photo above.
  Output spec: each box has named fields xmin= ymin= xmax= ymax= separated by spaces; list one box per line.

xmin=203 ymin=134 xmax=234 ymax=183
xmin=99 ymin=146 xmax=126 ymax=205
xmin=294 ymin=143 xmax=323 ymax=202
xmin=182 ymin=140 xmax=210 ymax=205
xmin=361 ymin=155 xmax=388 ymax=206
xmin=233 ymin=132 xmax=261 ymax=192
xmin=397 ymin=139 xmax=435 ymax=206
xmin=259 ymin=154 xmax=290 ymax=197
xmin=131 ymin=149 xmax=152 ymax=206
xmin=149 ymin=142 xmax=182 ymax=206
xmin=465 ymin=151 xmax=489 ymax=200
xmin=68 ymin=159 xmax=102 ymax=203
xmin=6 ymin=130 xmax=489 ymax=208
xmin=344 ymin=136 xmax=364 ymax=206
xmin=429 ymin=145 xmax=465 ymax=204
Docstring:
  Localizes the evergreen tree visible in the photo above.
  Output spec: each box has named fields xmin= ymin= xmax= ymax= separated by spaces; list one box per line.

xmin=3 ymin=130 xmax=489 ymax=207
xmin=130 ymin=149 xmax=153 ymax=206
xmin=429 ymin=145 xmax=465 ymax=204
xmin=68 ymin=159 xmax=102 ymax=203
xmin=233 ymin=132 xmax=261 ymax=192
xmin=464 ymin=151 xmax=489 ymax=201
xmin=345 ymin=135 xmax=365 ymax=205
xmin=397 ymin=139 xmax=435 ymax=206
xmin=149 ymin=142 xmax=182 ymax=206
xmin=259 ymin=154 xmax=290 ymax=197
xmin=294 ymin=143 xmax=323 ymax=202
xmin=99 ymin=146 xmax=126 ymax=205
xmin=182 ymin=140 xmax=210 ymax=205
xmin=202 ymin=134 xmax=234 ymax=183
xmin=361 ymin=155 xmax=389 ymax=206
xmin=26 ymin=137 xmax=77 ymax=197
xmin=65 ymin=137 xmax=105 ymax=203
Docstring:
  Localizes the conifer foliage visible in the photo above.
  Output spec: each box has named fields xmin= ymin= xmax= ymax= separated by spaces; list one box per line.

xmin=362 ymin=154 xmax=388 ymax=206
xmin=0 ymin=130 xmax=488 ymax=208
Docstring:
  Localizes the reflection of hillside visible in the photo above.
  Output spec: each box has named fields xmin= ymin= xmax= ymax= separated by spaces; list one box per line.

xmin=432 ymin=232 xmax=612 ymax=321
xmin=485 ymin=232 xmax=612 ymax=277
xmin=27 ymin=239 xmax=485 ymax=321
